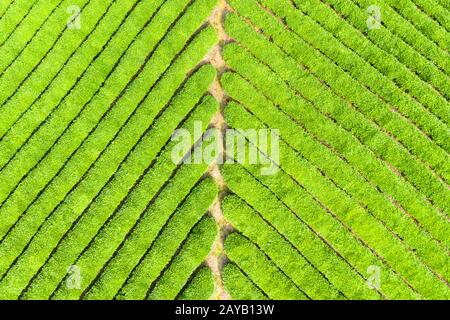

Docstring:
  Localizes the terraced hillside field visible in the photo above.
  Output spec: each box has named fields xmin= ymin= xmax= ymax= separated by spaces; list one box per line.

xmin=0 ymin=0 xmax=448 ymax=300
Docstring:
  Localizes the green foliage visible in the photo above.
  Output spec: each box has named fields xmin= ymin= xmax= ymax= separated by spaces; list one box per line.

xmin=0 ymin=0 xmax=37 ymax=44
xmin=22 ymin=96 xmax=219 ymax=300
xmin=221 ymin=96 xmax=449 ymax=299
xmin=225 ymin=0 xmax=450 ymax=208
xmin=222 ymin=194 xmax=352 ymax=300
xmin=224 ymin=233 xmax=308 ymax=300
xmin=178 ymin=267 xmax=215 ymax=300
xmin=222 ymin=263 xmax=268 ymax=300
xmin=353 ymin=0 xmax=450 ymax=72
xmin=0 ymin=0 xmax=448 ymax=301
xmin=146 ymin=217 xmax=217 ymax=300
